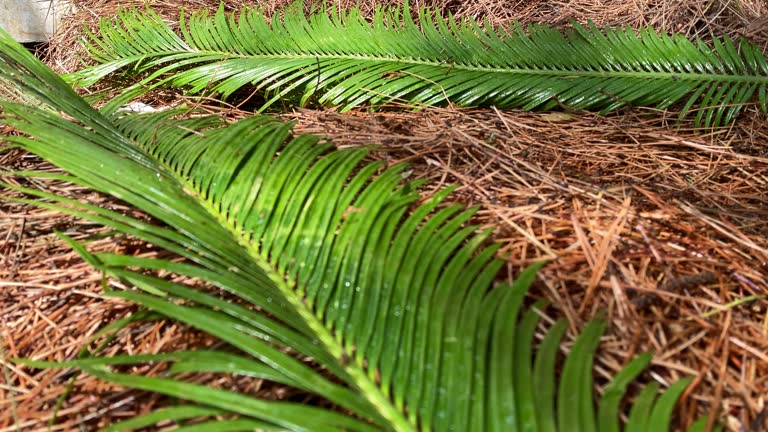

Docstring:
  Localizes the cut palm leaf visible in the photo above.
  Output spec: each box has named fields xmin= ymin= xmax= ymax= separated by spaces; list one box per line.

xmin=67 ymin=3 xmax=768 ymax=127
xmin=1 ymin=28 xmax=703 ymax=431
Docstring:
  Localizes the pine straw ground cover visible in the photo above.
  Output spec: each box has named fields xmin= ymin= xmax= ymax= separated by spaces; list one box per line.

xmin=1 ymin=0 xmax=768 ymax=430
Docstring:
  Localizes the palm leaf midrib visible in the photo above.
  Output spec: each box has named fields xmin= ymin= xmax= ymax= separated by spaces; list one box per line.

xmin=137 ymin=124 xmax=416 ymax=432
xmin=133 ymin=47 xmax=768 ymax=84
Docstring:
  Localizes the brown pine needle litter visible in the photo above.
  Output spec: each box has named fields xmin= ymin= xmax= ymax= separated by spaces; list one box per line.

xmin=2 ymin=0 xmax=768 ymax=430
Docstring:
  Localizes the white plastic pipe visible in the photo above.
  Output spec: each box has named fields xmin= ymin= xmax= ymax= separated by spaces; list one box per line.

xmin=0 ymin=0 xmax=73 ymax=42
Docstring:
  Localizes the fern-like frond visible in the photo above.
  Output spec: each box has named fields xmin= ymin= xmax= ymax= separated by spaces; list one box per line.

xmin=68 ymin=3 xmax=768 ymax=127
xmin=1 ymin=28 xmax=708 ymax=431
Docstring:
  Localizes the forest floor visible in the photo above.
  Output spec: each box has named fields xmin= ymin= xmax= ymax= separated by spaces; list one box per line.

xmin=1 ymin=0 xmax=767 ymax=430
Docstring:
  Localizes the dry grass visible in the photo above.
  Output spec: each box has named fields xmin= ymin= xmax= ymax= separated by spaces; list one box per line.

xmin=3 ymin=0 xmax=768 ymax=430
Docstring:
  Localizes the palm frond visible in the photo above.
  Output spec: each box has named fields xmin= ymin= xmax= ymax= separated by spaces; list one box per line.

xmin=0 ymin=28 xmax=706 ymax=431
xmin=67 ymin=3 xmax=768 ymax=128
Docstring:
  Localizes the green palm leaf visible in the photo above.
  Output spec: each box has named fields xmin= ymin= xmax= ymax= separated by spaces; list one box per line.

xmin=67 ymin=3 xmax=768 ymax=127
xmin=1 ymin=28 xmax=702 ymax=431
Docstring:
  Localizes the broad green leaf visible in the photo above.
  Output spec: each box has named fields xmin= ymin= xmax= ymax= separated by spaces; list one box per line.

xmin=597 ymin=352 xmax=653 ymax=432
xmin=101 ymin=406 xmax=226 ymax=432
